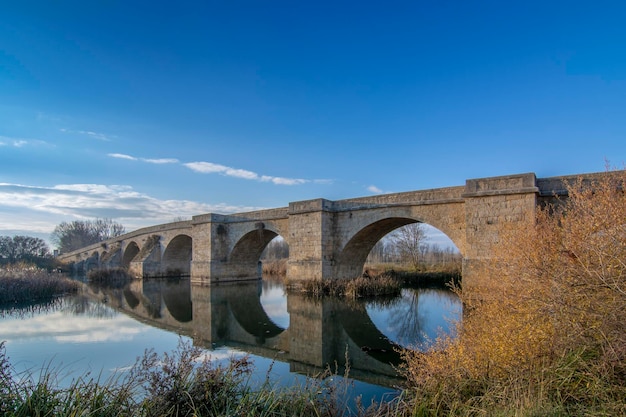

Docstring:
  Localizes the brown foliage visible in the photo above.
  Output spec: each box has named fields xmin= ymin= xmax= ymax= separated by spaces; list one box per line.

xmin=401 ymin=169 xmax=626 ymax=414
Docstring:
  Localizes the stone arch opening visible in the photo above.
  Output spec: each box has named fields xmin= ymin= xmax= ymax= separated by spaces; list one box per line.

xmin=122 ymin=242 xmax=140 ymax=268
xmin=229 ymin=226 xmax=283 ymax=279
xmin=336 ymin=217 xmax=460 ymax=279
xmin=336 ymin=217 xmax=416 ymax=279
xmin=258 ymin=237 xmax=290 ymax=330
xmin=162 ymin=234 xmax=192 ymax=277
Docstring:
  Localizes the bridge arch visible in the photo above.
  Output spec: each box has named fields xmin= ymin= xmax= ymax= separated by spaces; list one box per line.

xmin=334 ymin=215 xmax=459 ymax=280
xmin=162 ymin=234 xmax=192 ymax=276
xmin=122 ymin=241 xmax=140 ymax=268
xmin=228 ymin=222 xmax=287 ymax=279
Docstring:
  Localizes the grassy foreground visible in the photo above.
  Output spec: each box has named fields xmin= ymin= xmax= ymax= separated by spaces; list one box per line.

xmin=0 ymin=340 xmax=408 ymax=417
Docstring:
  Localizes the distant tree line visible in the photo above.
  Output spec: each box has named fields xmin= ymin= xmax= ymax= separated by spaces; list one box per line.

xmin=51 ymin=218 xmax=125 ymax=254
xmin=0 ymin=235 xmax=52 ymax=269
xmin=0 ymin=218 xmax=128 ymax=270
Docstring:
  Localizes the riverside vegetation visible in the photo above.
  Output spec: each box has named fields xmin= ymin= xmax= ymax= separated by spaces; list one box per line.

xmin=2 ymin=169 xmax=626 ymax=415
xmin=401 ymin=168 xmax=626 ymax=416
xmin=0 ymin=264 xmax=80 ymax=305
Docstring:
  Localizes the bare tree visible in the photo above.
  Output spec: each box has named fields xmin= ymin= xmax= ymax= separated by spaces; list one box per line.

xmin=261 ymin=237 xmax=289 ymax=260
xmin=390 ymin=223 xmax=426 ymax=270
xmin=51 ymin=218 xmax=126 ymax=253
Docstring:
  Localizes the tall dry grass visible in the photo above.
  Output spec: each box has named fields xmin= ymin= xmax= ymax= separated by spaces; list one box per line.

xmin=299 ymin=273 xmax=402 ymax=299
xmin=0 ymin=264 xmax=80 ymax=305
xmin=401 ymin=168 xmax=626 ymax=415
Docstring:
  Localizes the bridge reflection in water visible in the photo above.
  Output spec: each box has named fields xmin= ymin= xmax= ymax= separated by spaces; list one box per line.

xmin=84 ymin=278 xmax=461 ymax=387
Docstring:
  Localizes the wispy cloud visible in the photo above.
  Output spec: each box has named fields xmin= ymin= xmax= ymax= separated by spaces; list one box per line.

xmin=184 ymin=161 xmax=311 ymax=185
xmin=108 ymin=153 xmax=137 ymax=161
xmin=0 ymin=182 xmax=264 ymax=237
xmin=367 ymin=185 xmax=383 ymax=194
xmin=108 ymin=153 xmax=179 ymax=164
xmin=143 ymin=158 xmax=179 ymax=164
xmin=60 ymin=128 xmax=114 ymax=141
xmin=0 ymin=136 xmax=49 ymax=148
xmin=106 ymin=152 xmax=325 ymax=185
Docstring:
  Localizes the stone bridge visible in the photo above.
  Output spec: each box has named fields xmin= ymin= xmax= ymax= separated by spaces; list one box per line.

xmin=57 ymin=172 xmax=598 ymax=286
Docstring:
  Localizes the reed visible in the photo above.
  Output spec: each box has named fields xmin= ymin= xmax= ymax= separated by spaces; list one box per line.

xmin=0 ymin=264 xmax=80 ymax=305
xmin=261 ymin=259 xmax=287 ymax=276
xmin=298 ymin=273 xmax=402 ymax=299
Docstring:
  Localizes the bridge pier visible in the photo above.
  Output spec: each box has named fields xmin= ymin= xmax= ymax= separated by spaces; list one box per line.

xmin=461 ymin=173 xmax=539 ymax=291
xmin=286 ymin=199 xmax=336 ymax=282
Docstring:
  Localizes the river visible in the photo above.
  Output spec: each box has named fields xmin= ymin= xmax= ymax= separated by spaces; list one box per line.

xmin=0 ymin=276 xmax=461 ymax=407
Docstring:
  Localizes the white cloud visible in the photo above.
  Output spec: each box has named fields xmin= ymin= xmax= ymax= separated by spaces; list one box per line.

xmin=110 ymin=154 xmax=327 ymax=186
xmin=184 ymin=161 xmax=229 ymax=174
xmin=0 ymin=136 xmax=49 ymax=148
xmin=142 ymin=158 xmax=179 ymax=164
xmin=267 ymin=177 xmax=308 ymax=185
xmin=367 ymin=185 xmax=383 ymax=194
xmin=61 ymin=128 xmax=113 ymax=141
xmin=185 ymin=161 xmax=311 ymax=185
xmin=0 ymin=182 xmax=265 ymax=240
xmin=108 ymin=154 xmax=179 ymax=164
xmin=108 ymin=153 xmax=137 ymax=160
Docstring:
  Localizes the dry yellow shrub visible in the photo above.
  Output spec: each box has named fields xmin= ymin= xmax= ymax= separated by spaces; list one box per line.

xmin=401 ymin=168 xmax=626 ymax=413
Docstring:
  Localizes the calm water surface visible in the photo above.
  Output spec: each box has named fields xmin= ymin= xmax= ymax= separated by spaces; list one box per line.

xmin=0 ymin=277 xmax=461 ymax=406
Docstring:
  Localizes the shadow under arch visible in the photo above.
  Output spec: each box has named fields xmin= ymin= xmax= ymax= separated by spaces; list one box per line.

xmin=122 ymin=242 xmax=140 ymax=268
xmin=161 ymin=279 xmax=192 ymax=322
xmin=335 ymin=217 xmax=418 ymax=279
xmin=123 ymin=287 xmax=140 ymax=309
xmin=332 ymin=299 xmax=403 ymax=365
xmin=162 ymin=234 xmax=192 ymax=276
xmin=214 ymin=281 xmax=286 ymax=343
xmin=230 ymin=228 xmax=279 ymax=264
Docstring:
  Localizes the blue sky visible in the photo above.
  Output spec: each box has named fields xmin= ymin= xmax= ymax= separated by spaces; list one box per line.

xmin=1 ymin=1 xmax=625 ymax=248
